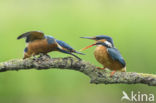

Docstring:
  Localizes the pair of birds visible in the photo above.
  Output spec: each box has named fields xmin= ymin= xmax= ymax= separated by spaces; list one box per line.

xmin=17 ymin=31 xmax=126 ymax=76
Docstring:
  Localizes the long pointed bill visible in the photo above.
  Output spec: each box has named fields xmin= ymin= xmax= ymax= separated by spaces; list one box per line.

xmin=80 ymin=44 xmax=96 ymax=51
xmin=80 ymin=37 xmax=95 ymax=40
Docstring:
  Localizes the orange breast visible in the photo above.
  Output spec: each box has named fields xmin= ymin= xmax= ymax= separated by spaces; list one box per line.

xmin=27 ymin=39 xmax=57 ymax=55
xmin=94 ymin=46 xmax=123 ymax=71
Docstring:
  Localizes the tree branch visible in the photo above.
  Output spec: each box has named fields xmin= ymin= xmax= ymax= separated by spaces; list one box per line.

xmin=0 ymin=55 xmax=156 ymax=86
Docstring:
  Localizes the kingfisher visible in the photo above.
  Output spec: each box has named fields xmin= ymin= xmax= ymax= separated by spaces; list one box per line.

xmin=80 ymin=35 xmax=126 ymax=76
xmin=17 ymin=31 xmax=84 ymax=60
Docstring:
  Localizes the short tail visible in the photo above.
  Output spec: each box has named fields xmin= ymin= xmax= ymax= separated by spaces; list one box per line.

xmin=73 ymin=50 xmax=85 ymax=55
xmin=70 ymin=53 xmax=82 ymax=60
xmin=57 ymin=47 xmax=82 ymax=60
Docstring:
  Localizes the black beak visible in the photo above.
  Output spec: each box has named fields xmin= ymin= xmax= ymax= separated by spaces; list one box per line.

xmin=80 ymin=37 xmax=96 ymax=40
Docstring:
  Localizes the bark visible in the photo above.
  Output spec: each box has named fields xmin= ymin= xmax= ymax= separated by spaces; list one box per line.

xmin=0 ymin=55 xmax=156 ymax=86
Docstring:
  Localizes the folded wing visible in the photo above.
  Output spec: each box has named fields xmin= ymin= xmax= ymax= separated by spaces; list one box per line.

xmin=56 ymin=40 xmax=85 ymax=55
xmin=107 ymin=48 xmax=126 ymax=67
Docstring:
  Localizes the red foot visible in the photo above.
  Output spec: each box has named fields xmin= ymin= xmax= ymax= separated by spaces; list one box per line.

xmin=96 ymin=67 xmax=105 ymax=70
xmin=110 ymin=70 xmax=116 ymax=77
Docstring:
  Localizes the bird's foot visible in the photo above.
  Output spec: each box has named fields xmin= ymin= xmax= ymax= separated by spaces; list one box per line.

xmin=39 ymin=53 xmax=51 ymax=59
xmin=32 ymin=56 xmax=38 ymax=60
xmin=96 ymin=67 xmax=105 ymax=70
xmin=32 ymin=54 xmax=51 ymax=61
xmin=37 ymin=54 xmax=51 ymax=61
xmin=110 ymin=70 xmax=116 ymax=77
xmin=39 ymin=53 xmax=44 ymax=58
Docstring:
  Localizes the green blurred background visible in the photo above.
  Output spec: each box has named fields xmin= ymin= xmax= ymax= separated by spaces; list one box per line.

xmin=0 ymin=0 xmax=156 ymax=103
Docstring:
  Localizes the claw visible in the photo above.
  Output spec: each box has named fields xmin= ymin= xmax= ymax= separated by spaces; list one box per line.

xmin=110 ymin=70 xmax=116 ymax=77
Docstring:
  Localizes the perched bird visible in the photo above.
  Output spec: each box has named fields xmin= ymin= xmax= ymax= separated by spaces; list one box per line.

xmin=17 ymin=31 xmax=84 ymax=60
xmin=80 ymin=35 xmax=126 ymax=76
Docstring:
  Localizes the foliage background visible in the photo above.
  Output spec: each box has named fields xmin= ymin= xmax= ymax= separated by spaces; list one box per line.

xmin=0 ymin=0 xmax=156 ymax=103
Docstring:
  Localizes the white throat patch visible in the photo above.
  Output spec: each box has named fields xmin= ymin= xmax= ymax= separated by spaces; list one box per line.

xmin=104 ymin=41 xmax=112 ymax=47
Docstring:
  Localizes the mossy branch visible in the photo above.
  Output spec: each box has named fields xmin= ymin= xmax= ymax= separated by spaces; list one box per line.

xmin=0 ymin=55 xmax=156 ymax=86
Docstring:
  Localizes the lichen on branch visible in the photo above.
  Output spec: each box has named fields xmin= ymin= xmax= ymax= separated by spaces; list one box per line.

xmin=0 ymin=55 xmax=156 ymax=86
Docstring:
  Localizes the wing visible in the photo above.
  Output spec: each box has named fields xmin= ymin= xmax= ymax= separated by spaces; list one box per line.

xmin=17 ymin=31 xmax=45 ymax=43
xmin=56 ymin=40 xmax=85 ymax=55
xmin=45 ymin=35 xmax=56 ymax=44
xmin=57 ymin=47 xmax=82 ymax=60
xmin=107 ymin=48 xmax=126 ymax=67
xmin=56 ymin=40 xmax=74 ymax=52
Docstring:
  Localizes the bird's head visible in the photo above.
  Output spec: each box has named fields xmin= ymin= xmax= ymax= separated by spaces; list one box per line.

xmin=80 ymin=39 xmax=113 ymax=51
xmin=80 ymin=35 xmax=114 ymax=47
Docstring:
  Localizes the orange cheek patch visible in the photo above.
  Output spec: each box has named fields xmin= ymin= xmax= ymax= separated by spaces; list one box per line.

xmin=97 ymin=39 xmax=106 ymax=42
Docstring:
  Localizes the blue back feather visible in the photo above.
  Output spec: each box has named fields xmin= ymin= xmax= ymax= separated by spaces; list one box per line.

xmin=56 ymin=40 xmax=74 ymax=51
xmin=45 ymin=36 xmax=56 ymax=44
xmin=107 ymin=48 xmax=126 ymax=67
